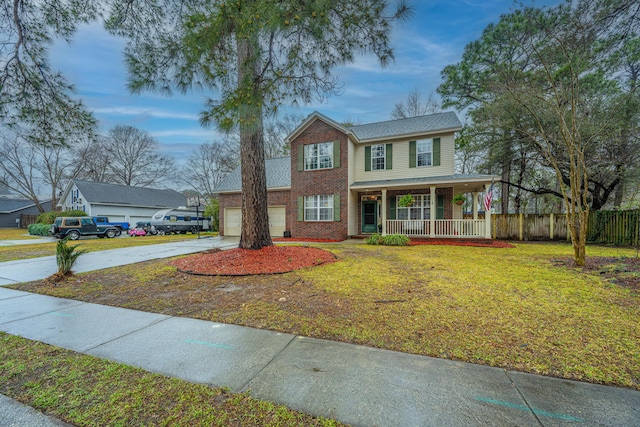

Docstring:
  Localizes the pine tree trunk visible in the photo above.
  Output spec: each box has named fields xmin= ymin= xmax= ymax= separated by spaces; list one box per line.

xmin=237 ymin=36 xmax=272 ymax=250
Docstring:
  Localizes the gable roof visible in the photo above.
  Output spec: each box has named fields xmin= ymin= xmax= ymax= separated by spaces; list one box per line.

xmin=348 ymin=111 xmax=462 ymax=142
xmin=286 ymin=112 xmax=352 ymax=143
xmin=214 ymin=156 xmax=291 ymax=193
xmin=0 ymin=197 xmax=41 ymax=213
xmin=286 ymin=111 xmax=462 ymax=144
xmin=65 ymin=180 xmax=186 ymax=208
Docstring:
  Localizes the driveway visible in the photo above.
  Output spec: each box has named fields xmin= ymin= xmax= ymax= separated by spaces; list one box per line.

xmin=0 ymin=236 xmax=238 ymax=286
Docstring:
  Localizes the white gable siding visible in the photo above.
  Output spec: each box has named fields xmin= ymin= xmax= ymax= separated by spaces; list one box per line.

xmin=353 ymin=133 xmax=456 ymax=183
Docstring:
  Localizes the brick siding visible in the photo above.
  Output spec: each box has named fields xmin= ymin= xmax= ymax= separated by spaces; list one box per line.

xmin=289 ymin=119 xmax=350 ymax=240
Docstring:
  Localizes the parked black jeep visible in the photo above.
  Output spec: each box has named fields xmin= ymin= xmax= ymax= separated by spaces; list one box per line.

xmin=49 ymin=217 xmax=119 ymax=240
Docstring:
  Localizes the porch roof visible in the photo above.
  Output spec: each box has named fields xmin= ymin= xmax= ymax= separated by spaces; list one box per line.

xmin=351 ymin=173 xmax=499 ymax=193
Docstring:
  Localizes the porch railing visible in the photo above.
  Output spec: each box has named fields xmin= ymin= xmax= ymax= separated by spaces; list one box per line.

xmin=386 ymin=219 xmax=486 ymax=238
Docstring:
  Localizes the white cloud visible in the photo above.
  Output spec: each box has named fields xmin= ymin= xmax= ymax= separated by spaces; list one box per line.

xmin=151 ymin=128 xmax=216 ymax=138
xmin=92 ymin=106 xmax=199 ymax=121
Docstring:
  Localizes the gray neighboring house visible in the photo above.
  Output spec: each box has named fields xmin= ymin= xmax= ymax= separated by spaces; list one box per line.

xmin=58 ymin=180 xmax=187 ymax=226
xmin=0 ymin=197 xmax=53 ymax=228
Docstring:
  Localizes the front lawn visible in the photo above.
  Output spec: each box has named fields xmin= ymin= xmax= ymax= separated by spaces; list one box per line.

xmin=10 ymin=242 xmax=640 ymax=390
xmin=0 ymin=333 xmax=341 ymax=426
xmin=0 ymin=229 xmax=217 ymax=262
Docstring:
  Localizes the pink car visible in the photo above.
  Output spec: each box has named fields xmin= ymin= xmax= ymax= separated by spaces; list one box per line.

xmin=128 ymin=227 xmax=147 ymax=237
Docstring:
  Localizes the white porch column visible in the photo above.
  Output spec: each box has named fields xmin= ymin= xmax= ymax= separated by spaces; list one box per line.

xmin=485 ymin=205 xmax=492 ymax=239
xmin=473 ymin=192 xmax=478 ymax=220
xmin=381 ymin=188 xmax=387 ymax=236
xmin=430 ymin=185 xmax=436 ymax=238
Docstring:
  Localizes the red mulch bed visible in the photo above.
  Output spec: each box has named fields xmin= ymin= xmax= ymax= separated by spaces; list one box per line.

xmin=169 ymin=245 xmax=337 ymax=276
xmin=409 ymin=238 xmax=515 ymax=248
xmin=272 ymin=237 xmax=343 ymax=243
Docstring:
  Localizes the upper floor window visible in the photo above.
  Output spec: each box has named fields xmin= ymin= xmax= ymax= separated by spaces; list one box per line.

xmin=304 ymin=195 xmax=333 ymax=221
xmin=304 ymin=142 xmax=333 ymax=170
xmin=371 ymin=144 xmax=386 ymax=170
xmin=409 ymin=138 xmax=440 ymax=168
xmin=365 ymin=143 xmax=392 ymax=171
xmin=417 ymin=139 xmax=432 ymax=167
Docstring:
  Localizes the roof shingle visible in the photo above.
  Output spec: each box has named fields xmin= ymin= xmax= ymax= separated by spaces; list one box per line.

xmin=349 ymin=111 xmax=462 ymax=141
xmin=215 ymin=157 xmax=291 ymax=193
xmin=72 ymin=180 xmax=186 ymax=208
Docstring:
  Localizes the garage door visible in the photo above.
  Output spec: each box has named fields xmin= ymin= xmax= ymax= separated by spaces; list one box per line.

xmin=268 ymin=206 xmax=286 ymax=237
xmin=224 ymin=208 xmax=242 ymax=237
xmin=224 ymin=206 xmax=286 ymax=237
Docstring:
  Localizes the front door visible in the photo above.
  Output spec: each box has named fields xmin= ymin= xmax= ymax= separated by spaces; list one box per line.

xmin=362 ymin=201 xmax=378 ymax=233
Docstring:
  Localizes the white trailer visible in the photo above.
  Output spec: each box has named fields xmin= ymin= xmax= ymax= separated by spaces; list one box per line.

xmin=150 ymin=208 xmax=211 ymax=235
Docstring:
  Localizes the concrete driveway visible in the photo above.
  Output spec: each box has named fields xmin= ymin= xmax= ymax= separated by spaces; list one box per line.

xmin=0 ymin=236 xmax=238 ymax=286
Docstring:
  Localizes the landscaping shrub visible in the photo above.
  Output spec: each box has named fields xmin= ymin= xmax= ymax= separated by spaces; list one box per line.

xmin=28 ymin=223 xmax=51 ymax=236
xmin=382 ymin=234 xmax=409 ymax=246
xmin=36 ymin=210 xmax=87 ymax=224
xmin=56 ymin=238 xmax=87 ymax=275
xmin=365 ymin=233 xmax=409 ymax=246
xmin=365 ymin=233 xmax=384 ymax=245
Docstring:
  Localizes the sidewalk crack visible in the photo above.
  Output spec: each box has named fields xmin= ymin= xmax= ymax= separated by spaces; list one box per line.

xmin=235 ymin=335 xmax=297 ymax=394
xmin=505 ymin=370 xmax=545 ymax=426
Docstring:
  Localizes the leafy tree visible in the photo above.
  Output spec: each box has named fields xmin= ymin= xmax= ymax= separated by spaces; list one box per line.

xmin=438 ymin=0 xmax=640 ymax=265
xmin=106 ymin=0 xmax=412 ymax=249
xmin=0 ymin=0 xmax=98 ymax=146
xmin=390 ymin=88 xmax=440 ymax=119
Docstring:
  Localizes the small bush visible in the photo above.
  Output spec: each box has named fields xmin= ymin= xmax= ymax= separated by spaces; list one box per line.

xmin=28 ymin=223 xmax=51 ymax=236
xmin=56 ymin=238 xmax=87 ymax=275
xmin=382 ymin=234 xmax=409 ymax=246
xmin=365 ymin=233 xmax=384 ymax=245
xmin=37 ymin=210 xmax=87 ymax=224
xmin=365 ymin=233 xmax=409 ymax=246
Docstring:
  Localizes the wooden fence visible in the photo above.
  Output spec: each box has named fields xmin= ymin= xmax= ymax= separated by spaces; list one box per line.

xmin=490 ymin=213 xmax=569 ymax=241
xmin=586 ymin=209 xmax=640 ymax=247
xmin=19 ymin=214 xmax=39 ymax=228
xmin=489 ymin=210 xmax=640 ymax=246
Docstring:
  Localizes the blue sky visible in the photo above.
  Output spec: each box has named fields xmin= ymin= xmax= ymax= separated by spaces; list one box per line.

xmin=51 ymin=0 xmax=560 ymax=163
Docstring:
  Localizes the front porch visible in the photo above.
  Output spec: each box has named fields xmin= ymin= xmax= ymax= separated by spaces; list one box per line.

xmin=386 ymin=218 xmax=487 ymax=238
xmin=352 ymin=175 xmax=497 ymax=239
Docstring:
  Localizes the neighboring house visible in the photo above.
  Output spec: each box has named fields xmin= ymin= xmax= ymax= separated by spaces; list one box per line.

xmin=215 ymin=111 xmax=499 ymax=240
xmin=58 ymin=180 xmax=187 ymax=225
xmin=0 ymin=197 xmax=53 ymax=228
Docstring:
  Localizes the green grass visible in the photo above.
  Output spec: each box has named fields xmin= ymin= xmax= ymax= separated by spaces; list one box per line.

xmin=0 ymin=229 xmax=218 ymax=262
xmin=9 ymin=241 xmax=640 ymax=391
xmin=0 ymin=333 xmax=341 ymax=427
xmin=289 ymin=243 xmax=639 ymax=385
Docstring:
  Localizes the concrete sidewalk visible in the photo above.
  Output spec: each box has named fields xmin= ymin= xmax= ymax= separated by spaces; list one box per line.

xmin=1 ymin=286 xmax=638 ymax=426
xmin=0 ymin=236 xmax=238 ymax=286
xmin=1 ymin=237 xmax=638 ymax=426
xmin=0 ymin=236 xmax=57 ymax=246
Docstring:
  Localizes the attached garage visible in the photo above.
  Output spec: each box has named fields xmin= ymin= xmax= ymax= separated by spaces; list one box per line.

xmin=224 ymin=206 xmax=286 ymax=237
xmin=224 ymin=208 xmax=242 ymax=237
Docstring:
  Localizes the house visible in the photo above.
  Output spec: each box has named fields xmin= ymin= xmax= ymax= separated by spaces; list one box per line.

xmin=215 ymin=111 xmax=499 ymax=240
xmin=58 ymin=180 xmax=187 ymax=226
xmin=0 ymin=197 xmax=53 ymax=228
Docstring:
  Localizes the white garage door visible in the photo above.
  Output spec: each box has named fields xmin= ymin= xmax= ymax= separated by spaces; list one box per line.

xmin=224 ymin=208 xmax=242 ymax=236
xmin=268 ymin=206 xmax=286 ymax=237
xmin=224 ymin=206 xmax=286 ymax=237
